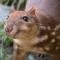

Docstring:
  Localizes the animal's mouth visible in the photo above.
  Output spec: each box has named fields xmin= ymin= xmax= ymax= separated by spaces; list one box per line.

xmin=5 ymin=27 xmax=18 ymax=38
xmin=6 ymin=29 xmax=29 ymax=38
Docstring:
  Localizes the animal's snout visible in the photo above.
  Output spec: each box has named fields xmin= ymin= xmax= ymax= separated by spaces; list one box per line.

xmin=5 ymin=26 xmax=13 ymax=33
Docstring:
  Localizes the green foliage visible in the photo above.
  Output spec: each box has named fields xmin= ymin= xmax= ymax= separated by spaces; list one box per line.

xmin=4 ymin=36 xmax=13 ymax=46
xmin=0 ymin=22 xmax=13 ymax=46
xmin=19 ymin=0 xmax=27 ymax=10
xmin=0 ymin=22 xmax=4 ymax=30
xmin=1 ymin=0 xmax=27 ymax=10
xmin=0 ymin=21 xmax=13 ymax=60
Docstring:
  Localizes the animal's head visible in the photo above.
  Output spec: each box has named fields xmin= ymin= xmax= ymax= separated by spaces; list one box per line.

xmin=4 ymin=7 xmax=55 ymax=41
xmin=4 ymin=8 xmax=39 ymax=40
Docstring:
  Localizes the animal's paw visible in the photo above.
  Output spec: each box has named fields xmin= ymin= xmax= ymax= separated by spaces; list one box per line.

xmin=25 ymin=52 xmax=53 ymax=60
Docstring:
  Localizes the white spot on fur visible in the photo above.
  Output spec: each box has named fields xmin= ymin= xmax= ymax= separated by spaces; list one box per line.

xmin=51 ymin=32 xmax=56 ymax=36
xmin=56 ymin=46 xmax=60 ymax=50
xmin=54 ymin=24 xmax=60 ymax=31
xmin=40 ymin=25 xmax=47 ymax=30
xmin=57 ymin=36 xmax=60 ymax=39
xmin=44 ymin=46 xmax=50 ymax=51
xmin=47 ymin=26 xmax=51 ymax=30
xmin=51 ymin=39 xmax=55 ymax=43
xmin=39 ymin=35 xmax=48 ymax=42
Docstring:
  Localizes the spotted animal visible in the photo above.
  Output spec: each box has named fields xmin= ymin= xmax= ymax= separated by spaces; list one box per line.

xmin=4 ymin=6 xmax=60 ymax=60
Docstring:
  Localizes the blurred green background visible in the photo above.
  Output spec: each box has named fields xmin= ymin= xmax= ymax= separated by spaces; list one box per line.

xmin=0 ymin=0 xmax=27 ymax=60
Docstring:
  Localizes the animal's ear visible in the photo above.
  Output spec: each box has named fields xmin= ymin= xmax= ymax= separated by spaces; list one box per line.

xmin=28 ymin=7 xmax=36 ymax=16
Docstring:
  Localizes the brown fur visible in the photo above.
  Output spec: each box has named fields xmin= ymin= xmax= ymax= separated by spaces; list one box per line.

xmin=4 ymin=7 xmax=60 ymax=60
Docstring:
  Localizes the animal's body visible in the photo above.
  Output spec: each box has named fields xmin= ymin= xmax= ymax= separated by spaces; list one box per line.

xmin=4 ymin=0 xmax=60 ymax=60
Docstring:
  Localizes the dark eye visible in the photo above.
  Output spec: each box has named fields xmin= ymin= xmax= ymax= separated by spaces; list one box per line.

xmin=22 ymin=16 xmax=28 ymax=22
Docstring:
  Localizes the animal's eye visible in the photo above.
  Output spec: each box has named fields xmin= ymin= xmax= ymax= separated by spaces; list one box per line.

xmin=22 ymin=16 xmax=28 ymax=22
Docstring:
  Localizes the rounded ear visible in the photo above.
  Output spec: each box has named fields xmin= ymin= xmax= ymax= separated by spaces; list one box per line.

xmin=28 ymin=7 xmax=36 ymax=16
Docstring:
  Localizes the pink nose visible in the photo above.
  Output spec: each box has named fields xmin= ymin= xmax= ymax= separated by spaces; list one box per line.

xmin=5 ymin=27 xmax=13 ymax=33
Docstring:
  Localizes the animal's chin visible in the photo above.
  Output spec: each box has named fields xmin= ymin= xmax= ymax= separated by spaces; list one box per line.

xmin=9 ymin=31 xmax=26 ymax=39
xmin=13 ymin=31 xmax=27 ymax=39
